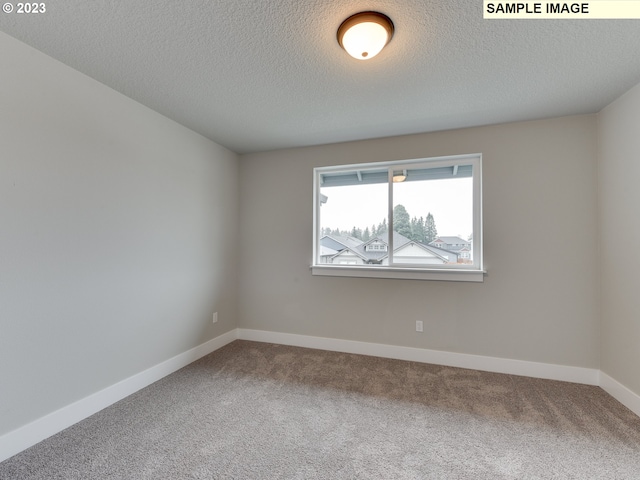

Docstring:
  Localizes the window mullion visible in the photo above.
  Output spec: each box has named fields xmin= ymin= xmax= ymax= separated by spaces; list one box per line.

xmin=388 ymin=168 xmax=394 ymax=266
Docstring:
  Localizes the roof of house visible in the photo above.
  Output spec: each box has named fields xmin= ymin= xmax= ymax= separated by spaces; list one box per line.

xmin=330 ymin=246 xmax=369 ymax=262
xmin=432 ymin=236 xmax=470 ymax=245
xmin=327 ymin=231 xmax=463 ymax=265
xmin=318 ymin=245 xmax=339 ymax=257
xmin=418 ymin=244 xmax=459 ymax=262
xmin=351 ymin=232 xmax=411 ymax=260
xmin=329 ymin=235 xmax=363 ymax=249
xmin=319 ymin=234 xmax=363 ymax=252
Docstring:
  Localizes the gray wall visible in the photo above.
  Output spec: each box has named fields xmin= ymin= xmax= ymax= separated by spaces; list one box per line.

xmin=598 ymin=81 xmax=640 ymax=395
xmin=0 ymin=33 xmax=239 ymax=435
xmin=238 ymin=115 xmax=600 ymax=369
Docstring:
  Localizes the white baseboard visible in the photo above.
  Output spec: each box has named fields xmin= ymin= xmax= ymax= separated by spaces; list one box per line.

xmin=237 ymin=328 xmax=600 ymax=385
xmin=0 ymin=329 xmax=238 ymax=464
xmin=599 ymin=372 xmax=640 ymax=418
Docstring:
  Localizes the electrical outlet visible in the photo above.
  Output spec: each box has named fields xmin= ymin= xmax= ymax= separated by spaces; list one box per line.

xmin=416 ymin=320 xmax=423 ymax=332
xmin=212 ymin=312 xmax=218 ymax=324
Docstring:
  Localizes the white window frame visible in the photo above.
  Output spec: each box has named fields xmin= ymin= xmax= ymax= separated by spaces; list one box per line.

xmin=312 ymin=153 xmax=484 ymax=282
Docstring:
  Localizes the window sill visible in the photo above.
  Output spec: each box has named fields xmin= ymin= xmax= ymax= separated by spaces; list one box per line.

xmin=311 ymin=265 xmax=485 ymax=282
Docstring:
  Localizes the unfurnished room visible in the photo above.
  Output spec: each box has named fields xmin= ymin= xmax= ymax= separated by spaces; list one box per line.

xmin=1 ymin=1 xmax=640 ymax=478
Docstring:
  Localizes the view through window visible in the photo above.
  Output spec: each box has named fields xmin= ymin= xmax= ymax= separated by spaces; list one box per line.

xmin=313 ymin=154 xmax=482 ymax=280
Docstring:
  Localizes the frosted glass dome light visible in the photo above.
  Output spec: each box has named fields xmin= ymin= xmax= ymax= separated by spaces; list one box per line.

xmin=337 ymin=12 xmax=394 ymax=61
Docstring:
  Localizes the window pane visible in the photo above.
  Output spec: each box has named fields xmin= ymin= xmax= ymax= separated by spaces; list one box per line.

xmin=313 ymin=154 xmax=482 ymax=280
xmin=391 ymin=165 xmax=473 ymax=266
xmin=318 ymin=171 xmax=388 ymax=266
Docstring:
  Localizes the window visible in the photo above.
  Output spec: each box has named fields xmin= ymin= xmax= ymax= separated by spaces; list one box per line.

xmin=366 ymin=242 xmax=387 ymax=252
xmin=312 ymin=154 xmax=483 ymax=282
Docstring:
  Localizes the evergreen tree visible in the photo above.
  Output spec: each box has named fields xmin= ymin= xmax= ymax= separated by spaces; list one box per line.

xmin=363 ymin=227 xmax=371 ymax=241
xmin=393 ymin=204 xmax=412 ymax=238
xmin=376 ymin=218 xmax=387 ymax=237
xmin=425 ymin=213 xmax=438 ymax=243
xmin=411 ymin=216 xmax=426 ymax=243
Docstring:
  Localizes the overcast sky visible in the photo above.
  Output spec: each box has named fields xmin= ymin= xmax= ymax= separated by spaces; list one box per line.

xmin=320 ymin=177 xmax=473 ymax=239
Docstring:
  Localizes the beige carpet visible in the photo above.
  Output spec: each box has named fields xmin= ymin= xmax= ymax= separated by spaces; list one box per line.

xmin=1 ymin=340 xmax=639 ymax=479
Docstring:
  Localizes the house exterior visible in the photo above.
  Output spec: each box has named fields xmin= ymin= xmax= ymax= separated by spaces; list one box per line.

xmin=429 ymin=236 xmax=472 ymax=262
xmin=318 ymin=235 xmax=364 ymax=264
xmin=392 ymin=242 xmax=457 ymax=265
xmin=319 ymin=232 xmax=460 ymax=265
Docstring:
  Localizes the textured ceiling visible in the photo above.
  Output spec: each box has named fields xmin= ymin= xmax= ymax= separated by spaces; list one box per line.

xmin=1 ymin=1 xmax=640 ymax=154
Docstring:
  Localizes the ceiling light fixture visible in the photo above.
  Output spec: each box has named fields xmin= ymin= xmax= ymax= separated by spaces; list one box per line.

xmin=337 ymin=11 xmax=394 ymax=60
xmin=392 ymin=170 xmax=407 ymax=183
